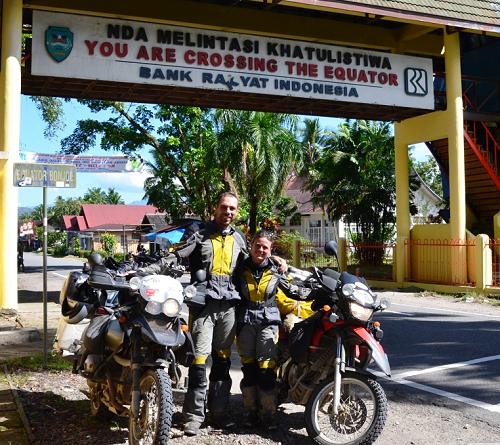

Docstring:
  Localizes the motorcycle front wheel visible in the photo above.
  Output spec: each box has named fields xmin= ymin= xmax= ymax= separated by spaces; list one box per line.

xmin=304 ymin=372 xmax=387 ymax=445
xmin=128 ymin=369 xmax=173 ymax=445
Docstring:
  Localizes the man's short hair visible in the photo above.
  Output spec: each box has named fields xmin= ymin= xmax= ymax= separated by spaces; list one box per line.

xmin=216 ymin=191 xmax=239 ymax=206
xmin=252 ymin=230 xmax=275 ymax=244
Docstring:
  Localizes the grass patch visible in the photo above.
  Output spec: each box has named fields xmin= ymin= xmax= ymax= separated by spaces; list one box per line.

xmin=1 ymin=352 xmax=73 ymax=371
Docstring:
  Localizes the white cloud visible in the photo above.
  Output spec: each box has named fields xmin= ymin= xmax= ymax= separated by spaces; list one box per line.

xmin=91 ymin=169 xmax=153 ymax=192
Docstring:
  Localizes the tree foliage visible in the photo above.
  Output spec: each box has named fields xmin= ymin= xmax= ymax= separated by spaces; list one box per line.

xmin=58 ymin=102 xmax=224 ymax=221
xmin=143 ymin=106 xmax=224 ymax=220
xmin=308 ymin=120 xmax=397 ymax=248
xmin=214 ymin=110 xmax=302 ymax=234
xmin=411 ymin=154 xmax=444 ymax=198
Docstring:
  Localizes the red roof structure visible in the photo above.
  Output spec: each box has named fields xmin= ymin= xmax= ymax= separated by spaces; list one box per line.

xmin=63 ymin=204 xmax=159 ymax=231
xmin=284 ymin=174 xmax=317 ymax=214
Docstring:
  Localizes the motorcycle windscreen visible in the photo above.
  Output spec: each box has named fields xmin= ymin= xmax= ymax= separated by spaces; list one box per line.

xmin=352 ymin=326 xmax=391 ymax=377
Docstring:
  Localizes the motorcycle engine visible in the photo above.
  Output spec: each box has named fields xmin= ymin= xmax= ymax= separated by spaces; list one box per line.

xmin=286 ymin=363 xmax=314 ymax=405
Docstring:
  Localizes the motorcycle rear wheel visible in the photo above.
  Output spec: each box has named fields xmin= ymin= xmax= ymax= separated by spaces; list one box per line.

xmin=128 ymin=368 xmax=173 ymax=445
xmin=304 ymin=372 xmax=387 ymax=445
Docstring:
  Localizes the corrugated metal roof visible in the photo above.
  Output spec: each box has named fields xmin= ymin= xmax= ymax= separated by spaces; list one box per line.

xmin=80 ymin=204 xmax=159 ymax=230
xmin=352 ymin=0 xmax=499 ymax=25
xmin=284 ymin=0 xmax=500 ymax=32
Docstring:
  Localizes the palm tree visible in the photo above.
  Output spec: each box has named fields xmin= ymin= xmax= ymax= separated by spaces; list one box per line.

xmin=105 ymin=187 xmax=125 ymax=204
xmin=300 ymin=118 xmax=327 ymax=174
xmin=83 ymin=187 xmax=107 ymax=204
xmin=308 ymin=120 xmax=396 ymax=264
xmin=214 ymin=110 xmax=302 ymax=234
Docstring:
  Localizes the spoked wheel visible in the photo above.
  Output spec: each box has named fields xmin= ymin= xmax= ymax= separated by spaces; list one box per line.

xmin=305 ymin=373 xmax=387 ymax=445
xmin=128 ymin=369 xmax=173 ymax=445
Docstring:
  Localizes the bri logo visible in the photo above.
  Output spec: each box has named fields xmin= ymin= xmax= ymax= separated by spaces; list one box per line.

xmin=404 ymin=67 xmax=428 ymax=96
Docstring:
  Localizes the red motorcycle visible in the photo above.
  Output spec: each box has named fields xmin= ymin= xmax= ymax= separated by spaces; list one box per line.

xmin=277 ymin=241 xmax=390 ymax=445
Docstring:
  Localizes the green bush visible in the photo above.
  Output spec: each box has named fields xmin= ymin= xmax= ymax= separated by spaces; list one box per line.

xmin=274 ymin=230 xmax=309 ymax=259
xmin=100 ymin=232 xmax=117 ymax=257
xmin=53 ymin=243 xmax=67 ymax=257
xmin=113 ymin=252 xmax=127 ymax=263
xmin=47 ymin=231 xmax=67 ymax=248
xmin=79 ymin=249 xmax=91 ymax=258
xmin=69 ymin=236 xmax=80 ymax=256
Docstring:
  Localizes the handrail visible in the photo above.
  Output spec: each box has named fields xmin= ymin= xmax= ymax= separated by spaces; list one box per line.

xmin=463 ymin=129 xmax=500 ymax=190
xmin=463 ymin=93 xmax=499 ymax=186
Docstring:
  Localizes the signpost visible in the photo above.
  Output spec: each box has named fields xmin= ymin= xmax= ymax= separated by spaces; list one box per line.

xmin=13 ymin=162 xmax=77 ymax=368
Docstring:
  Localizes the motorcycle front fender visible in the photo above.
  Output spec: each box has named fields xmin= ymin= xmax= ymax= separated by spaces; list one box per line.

xmin=129 ymin=313 xmax=185 ymax=347
xmin=352 ymin=326 xmax=391 ymax=377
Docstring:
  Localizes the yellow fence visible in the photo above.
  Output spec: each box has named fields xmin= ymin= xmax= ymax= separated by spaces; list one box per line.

xmin=405 ymin=238 xmax=475 ymax=285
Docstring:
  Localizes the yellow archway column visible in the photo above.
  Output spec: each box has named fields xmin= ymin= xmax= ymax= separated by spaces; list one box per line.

xmin=394 ymin=124 xmax=410 ymax=284
xmin=0 ymin=0 xmax=22 ymax=309
xmin=444 ymin=31 xmax=467 ymax=283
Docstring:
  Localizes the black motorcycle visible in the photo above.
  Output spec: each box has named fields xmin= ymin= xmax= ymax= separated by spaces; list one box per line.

xmin=55 ymin=253 xmax=193 ymax=444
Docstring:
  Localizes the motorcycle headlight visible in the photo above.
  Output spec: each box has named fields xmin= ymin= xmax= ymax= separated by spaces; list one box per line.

xmin=163 ymin=298 xmax=181 ymax=317
xmin=349 ymin=302 xmax=374 ymax=322
xmin=145 ymin=300 xmax=163 ymax=315
xmin=129 ymin=276 xmax=142 ymax=291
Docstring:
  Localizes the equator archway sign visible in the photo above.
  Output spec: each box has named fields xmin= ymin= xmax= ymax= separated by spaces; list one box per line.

xmin=31 ymin=10 xmax=434 ymax=110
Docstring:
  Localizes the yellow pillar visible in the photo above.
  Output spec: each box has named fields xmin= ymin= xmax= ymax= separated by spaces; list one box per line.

xmin=0 ymin=0 xmax=22 ymax=309
xmin=474 ymin=234 xmax=491 ymax=291
xmin=444 ymin=31 xmax=467 ymax=283
xmin=394 ymin=124 xmax=411 ymax=284
xmin=494 ymin=211 xmax=500 ymax=242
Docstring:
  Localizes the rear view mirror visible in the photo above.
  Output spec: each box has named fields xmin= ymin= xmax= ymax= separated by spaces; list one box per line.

xmin=324 ymin=241 xmax=338 ymax=257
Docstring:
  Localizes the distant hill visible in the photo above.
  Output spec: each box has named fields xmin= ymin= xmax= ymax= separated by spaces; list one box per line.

xmin=128 ymin=200 xmax=148 ymax=205
xmin=19 ymin=207 xmax=34 ymax=216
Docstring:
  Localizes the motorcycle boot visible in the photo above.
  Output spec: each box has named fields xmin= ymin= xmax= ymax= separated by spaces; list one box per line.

xmin=207 ymin=353 xmax=233 ymax=428
xmin=182 ymin=364 xmax=207 ymax=436
xmin=258 ymin=368 xmax=278 ymax=430
xmin=258 ymin=388 xmax=278 ymax=430
xmin=240 ymin=362 xmax=259 ymax=426
xmin=241 ymin=385 xmax=258 ymax=427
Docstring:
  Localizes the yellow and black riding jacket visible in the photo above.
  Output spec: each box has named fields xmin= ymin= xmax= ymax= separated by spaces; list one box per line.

xmin=176 ymin=221 xmax=248 ymax=302
xmin=236 ymin=257 xmax=301 ymax=326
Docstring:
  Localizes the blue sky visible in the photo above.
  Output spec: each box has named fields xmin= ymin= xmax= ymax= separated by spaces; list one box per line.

xmin=19 ymin=97 xmax=155 ymax=207
xmin=19 ymin=96 xmax=430 ymax=208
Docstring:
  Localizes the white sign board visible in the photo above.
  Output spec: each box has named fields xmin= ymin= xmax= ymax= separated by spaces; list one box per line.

xmin=19 ymin=151 xmax=144 ymax=173
xmin=32 ymin=10 xmax=434 ymax=109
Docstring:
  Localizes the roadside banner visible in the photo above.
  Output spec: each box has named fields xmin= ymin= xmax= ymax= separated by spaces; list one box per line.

xmin=19 ymin=151 xmax=144 ymax=173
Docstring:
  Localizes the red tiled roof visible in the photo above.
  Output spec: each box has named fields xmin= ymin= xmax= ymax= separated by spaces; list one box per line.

xmin=62 ymin=215 xmax=75 ymax=230
xmin=62 ymin=215 xmax=89 ymax=231
xmin=284 ymin=174 xmax=318 ymax=214
xmin=80 ymin=204 xmax=158 ymax=230
xmin=63 ymin=204 xmax=159 ymax=231
xmin=76 ymin=216 xmax=88 ymax=231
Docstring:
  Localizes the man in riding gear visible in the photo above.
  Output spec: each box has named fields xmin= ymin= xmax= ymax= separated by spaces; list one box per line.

xmin=236 ymin=230 xmax=306 ymax=429
xmin=176 ymin=192 xmax=247 ymax=436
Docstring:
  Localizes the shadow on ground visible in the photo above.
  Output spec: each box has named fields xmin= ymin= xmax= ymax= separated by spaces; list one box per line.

xmin=18 ymin=290 xmax=60 ymax=303
xmin=17 ymin=389 xmax=129 ymax=445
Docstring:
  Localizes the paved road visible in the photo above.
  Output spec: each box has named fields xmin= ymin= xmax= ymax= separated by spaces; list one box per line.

xmin=16 ymin=254 xmax=500 ymax=443
xmin=377 ymin=292 xmax=500 ymax=427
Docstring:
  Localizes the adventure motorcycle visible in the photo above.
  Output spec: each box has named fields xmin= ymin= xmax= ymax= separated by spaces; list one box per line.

xmin=277 ymin=241 xmax=390 ymax=445
xmin=54 ymin=253 xmax=193 ymax=445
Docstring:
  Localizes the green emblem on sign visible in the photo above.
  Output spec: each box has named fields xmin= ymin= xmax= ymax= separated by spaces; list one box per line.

xmin=45 ymin=26 xmax=73 ymax=62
